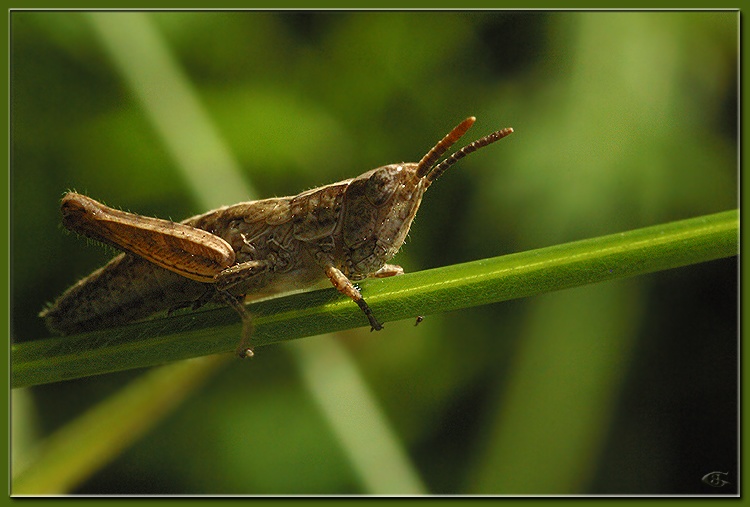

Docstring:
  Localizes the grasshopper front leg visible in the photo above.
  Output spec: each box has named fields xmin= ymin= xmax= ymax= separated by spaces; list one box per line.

xmin=323 ymin=265 xmax=384 ymax=332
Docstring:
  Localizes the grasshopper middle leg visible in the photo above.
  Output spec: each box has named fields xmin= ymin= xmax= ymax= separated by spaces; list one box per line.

xmin=214 ymin=259 xmax=270 ymax=358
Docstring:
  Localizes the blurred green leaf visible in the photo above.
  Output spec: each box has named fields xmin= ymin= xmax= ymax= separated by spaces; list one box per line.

xmin=12 ymin=355 xmax=228 ymax=495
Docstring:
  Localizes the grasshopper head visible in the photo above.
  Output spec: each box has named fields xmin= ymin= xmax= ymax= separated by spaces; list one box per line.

xmin=340 ymin=117 xmax=513 ymax=279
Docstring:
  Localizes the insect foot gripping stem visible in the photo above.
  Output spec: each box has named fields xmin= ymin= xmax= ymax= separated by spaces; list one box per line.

xmin=325 ymin=265 xmax=383 ymax=331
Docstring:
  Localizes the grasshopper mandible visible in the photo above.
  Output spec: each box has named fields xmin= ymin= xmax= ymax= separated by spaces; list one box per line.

xmin=40 ymin=117 xmax=513 ymax=357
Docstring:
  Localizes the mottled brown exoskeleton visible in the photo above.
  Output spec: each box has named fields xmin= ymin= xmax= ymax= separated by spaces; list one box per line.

xmin=40 ymin=117 xmax=513 ymax=357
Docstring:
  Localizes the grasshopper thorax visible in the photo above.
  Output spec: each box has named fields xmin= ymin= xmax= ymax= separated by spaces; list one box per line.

xmin=339 ymin=117 xmax=513 ymax=279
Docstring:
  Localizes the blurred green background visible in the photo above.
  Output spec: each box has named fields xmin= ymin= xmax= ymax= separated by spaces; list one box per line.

xmin=10 ymin=11 xmax=737 ymax=494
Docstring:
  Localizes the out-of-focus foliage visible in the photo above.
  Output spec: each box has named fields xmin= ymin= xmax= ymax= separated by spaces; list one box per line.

xmin=11 ymin=11 xmax=737 ymax=495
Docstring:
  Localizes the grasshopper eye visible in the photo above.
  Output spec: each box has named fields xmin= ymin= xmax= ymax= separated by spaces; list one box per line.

xmin=365 ymin=169 xmax=397 ymax=206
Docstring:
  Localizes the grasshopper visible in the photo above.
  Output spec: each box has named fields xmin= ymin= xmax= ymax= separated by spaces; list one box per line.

xmin=40 ymin=117 xmax=513 ymax=357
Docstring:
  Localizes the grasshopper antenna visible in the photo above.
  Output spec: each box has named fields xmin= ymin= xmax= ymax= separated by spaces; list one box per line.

xmin=424 ymin=127 xmax=514 ymax=187
xmin=416 ymin=117 xmax=476 ymax=178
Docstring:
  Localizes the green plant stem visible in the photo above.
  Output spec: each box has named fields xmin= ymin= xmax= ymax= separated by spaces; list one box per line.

xmin=12 ymin=209 xmax=737 ymax=388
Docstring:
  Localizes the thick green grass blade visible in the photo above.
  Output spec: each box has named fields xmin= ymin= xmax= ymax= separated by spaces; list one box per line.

xmin=12 ymin=210 xmax=737 ymax=388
